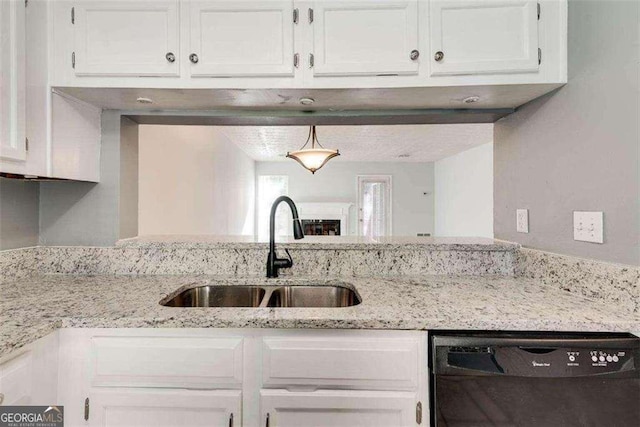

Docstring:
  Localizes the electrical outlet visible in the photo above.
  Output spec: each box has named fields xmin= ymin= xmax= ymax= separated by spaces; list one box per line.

xmin=516 ymin=209 xmax=529 ymax=233
xmin=573 ymin=211 xmax=603 ymax=243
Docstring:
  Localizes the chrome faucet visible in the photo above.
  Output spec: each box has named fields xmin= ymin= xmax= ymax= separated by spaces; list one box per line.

xmin=267 ymin=196 xmax=304 ymax=278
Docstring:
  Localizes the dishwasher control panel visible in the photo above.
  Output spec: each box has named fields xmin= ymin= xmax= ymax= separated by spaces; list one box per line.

xmin=440 ymin=343 xmax=638 ymax=377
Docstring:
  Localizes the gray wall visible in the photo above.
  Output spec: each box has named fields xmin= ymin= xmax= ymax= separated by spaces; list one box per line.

xmin=494 ymin=0 xmax=639 ymax=265
xmin=0 ymin=178 xmax=40 ymax=250
xmin=256 ymin=161 xmax=434 ymax=236
xmin=119 ymin=117 xmax=139 ymax=239
xmin=40 ymin=112 xmax=138 ymax=246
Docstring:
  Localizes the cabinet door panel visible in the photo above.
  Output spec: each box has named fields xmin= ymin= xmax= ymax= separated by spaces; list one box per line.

xmin=190 ymin=1 xmax=294 ymax=77
xmin=74 ymin=1 xmax=179 ymax=77
xmin=0 ymin=352 xmax=32 ymax=406
xmin=0 ymin=0 xmax=26 ymax=162
xmin=90 ymin=389 xmax=240 ymax=427
xmin=261 ymin=389 xmax=417 ymax=427
xmin=89 ymin=336 xmax=243 ymax=388
xmin=430 ymin=0 xmax=539 ymax=76
xmin=312 ymin=0 xmax=419 ymax=77
xmin=262 ymin=337 xmax=419 ymax=390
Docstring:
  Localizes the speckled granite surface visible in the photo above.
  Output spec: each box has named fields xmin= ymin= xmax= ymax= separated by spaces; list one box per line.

xmin=1 ymin=274 xmax=637 ymax=358
xmin=517 ymin=248 xmax=640 ymax=314
xmin=117 ymin=235 xmax=518 ymax=251
xmin=0 ymin=247 xmax=40 ymax=282
xmin=0 ymin=238 xmax=518 ymax=280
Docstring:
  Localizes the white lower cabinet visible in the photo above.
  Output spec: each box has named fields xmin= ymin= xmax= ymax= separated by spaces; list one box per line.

xmin=0 ymin=352 xmax=32 ymax=406
xmin=52 ymin=329 xmax=427 ymax=427
xmin=0 ymin=332 xmax=58 ymax=407
xmin=89 ymin=389 xmax=241 ymax=427
xmin=260 ymin=389 xmax=418 ymax=427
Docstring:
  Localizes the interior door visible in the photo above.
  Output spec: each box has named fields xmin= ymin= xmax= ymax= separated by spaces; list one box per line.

xmin=357 ymin=175 xmax=392 ymax=238
xmin=73 ymin=1 xmax=180 ymax=77
xmin=189 ymin=1 xmax=295 ymax=77
xmin=311 ymin=0 xmax=419 ymax=77
xmin=89 ymin=389 xmax=241 ymax=427
xmin=0 ymin=0 xmax=26 ymax=161
xmin=429 ymin=0 xmax=540 ymax=76
xmin=260 ymin=389 xmax=417 ymax=427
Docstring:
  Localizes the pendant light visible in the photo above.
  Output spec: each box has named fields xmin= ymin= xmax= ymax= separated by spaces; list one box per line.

xmin=287 ymin=126 xmax=340 ymax=174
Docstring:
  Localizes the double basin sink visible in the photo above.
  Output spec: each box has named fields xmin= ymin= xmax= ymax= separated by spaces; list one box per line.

xmin=162 ymin=283 xmax=361 ymax=308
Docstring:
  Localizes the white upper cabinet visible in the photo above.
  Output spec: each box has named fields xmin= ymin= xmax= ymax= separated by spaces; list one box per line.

xmin=73 ymin=0 xmax=180 ymax=77
xmin=310 ymin=0 xmax=419 ymax=77
xmin=429 ymin=0 xmax=540 ymax=76
xmin=0 ymin=0 xmax=27 ymax=162
xmin=189 ymin=1 xmax=295 ymax=77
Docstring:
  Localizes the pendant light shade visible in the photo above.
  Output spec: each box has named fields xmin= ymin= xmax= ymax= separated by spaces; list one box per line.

xmin=287 ymin=126 xmax=340 ymax=174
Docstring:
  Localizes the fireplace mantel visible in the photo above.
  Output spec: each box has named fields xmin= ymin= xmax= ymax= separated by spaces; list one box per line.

xmin=297 ymin=202 xmax=354 ymax=236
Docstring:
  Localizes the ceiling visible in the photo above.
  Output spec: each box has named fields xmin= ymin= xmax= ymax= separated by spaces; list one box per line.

xmin=216 ymin=124 xmax=493 ymax=162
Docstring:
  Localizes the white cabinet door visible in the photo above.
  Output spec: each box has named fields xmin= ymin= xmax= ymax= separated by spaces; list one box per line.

xmin=260 ymin=389 xmax=418 ymax=427
xmin=311 ymin=0 xmax=419 ymax=77
xmin=90 ymin=389 xmax=241 ymax=427
xmin=0 ymin=0 xmax=27 ymax=162
xmin=262 ymin=336 xmax=419 ymax=390
xmin=0 ymin=352 xmax=32 ymax=406
xmin=189 ymin=1 xmax=295 ymax=77
xmin=429 ymin=0 xmax=540 ymax=76
xmin=73 ymin=1 xmax=180 ymax=77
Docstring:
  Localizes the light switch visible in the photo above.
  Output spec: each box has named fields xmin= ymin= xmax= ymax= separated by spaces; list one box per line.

xmin=573 ymin=211 xmax=603 ymax=243
xmin=516 ymin=209 xmax=529 ymax=233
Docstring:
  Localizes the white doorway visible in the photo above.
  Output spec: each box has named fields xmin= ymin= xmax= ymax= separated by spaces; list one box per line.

xmin=357 ymin=175 xmax=392 ymax=238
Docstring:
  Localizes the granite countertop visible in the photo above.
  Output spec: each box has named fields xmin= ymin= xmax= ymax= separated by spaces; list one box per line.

xmin=1 ymin=274 xmax=637 ymax=359
xmin=117 ymin=235 xmax=519 ymax=251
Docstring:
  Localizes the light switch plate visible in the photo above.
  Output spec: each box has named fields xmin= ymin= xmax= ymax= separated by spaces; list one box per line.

xmin=516 ymin=209 xmax=529 ymax=233
xmin=573 ymin=211 xmax=603 ymax=243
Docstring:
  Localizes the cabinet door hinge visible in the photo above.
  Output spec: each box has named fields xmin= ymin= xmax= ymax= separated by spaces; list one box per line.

xmin=71 ymin=7 xmax=75 ymax=24
xmin=308 ymin=53 xmax=314 ymax=68
xmin=308 ymin=8 xmax=314 ymax=24
xmin=24 ymin=0 xmax=28 ymax=8
xmin=84 ymin=397 xmax=90 ymax=421
xmin=72 ymin=52 xmax=75 ymax=68
xmin=293 ymin=8 xmax=299 ymax=24
xmin=538 ymin=48 xmax=541 ymax=64
xmin=416 ymin=401 xmax=422 ymax=424
xmin=537 ymin=3 xmax=540 ymax=20
xmin=25 ymin=138 xmax=29 ymax=151
xmin=294 ymin=53 xmax=299 ymax=68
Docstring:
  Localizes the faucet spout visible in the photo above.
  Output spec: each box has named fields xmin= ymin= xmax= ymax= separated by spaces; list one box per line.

xmin=267 ymin=196 xmax=304 ymax=278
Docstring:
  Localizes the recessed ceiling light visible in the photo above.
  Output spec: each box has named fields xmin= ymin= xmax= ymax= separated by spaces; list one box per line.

xmin=299 ymin=97 xmax=315 ymax=106
xmin=136 ymin=97 xmax=153 ymax=104
xmin=462 ymin=96 xmax=480 ymax=104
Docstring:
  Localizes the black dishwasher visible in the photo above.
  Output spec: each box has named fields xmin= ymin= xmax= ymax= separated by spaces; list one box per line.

xmin=430 ymin=332 xmax=640 ymax=427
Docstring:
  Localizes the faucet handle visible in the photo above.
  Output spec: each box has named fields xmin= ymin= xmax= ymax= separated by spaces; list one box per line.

xmin=284 ymin=248 xmax=293 ymax=266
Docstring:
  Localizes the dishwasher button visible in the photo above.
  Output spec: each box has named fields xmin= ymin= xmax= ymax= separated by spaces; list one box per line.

xmin=599 ymin=356 xmax=605 ymax=362
xmin=613 ymin=355 xmax=619 ymax=362
xmin=606 ymin=355 xmax=613 ymax=362
xmin=568 ymin=355 xmax=576 ymax=362
xmin=592 ymin=356 xmax=598 ymax=362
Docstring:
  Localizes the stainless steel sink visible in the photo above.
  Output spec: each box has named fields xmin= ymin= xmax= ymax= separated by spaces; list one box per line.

xmin=266 ymin=286 xmax=361 ymax=308
xmin=161 ymin=284 xmax=360 ymax=308
xmin=162 ymin=285 xmax=265 ymax=308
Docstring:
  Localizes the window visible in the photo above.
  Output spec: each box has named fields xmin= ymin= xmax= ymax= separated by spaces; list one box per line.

xmin=357 ymin=175 xmax=392 ymax=238
xmin=257 ymin=175 xmax=289 ymax=238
